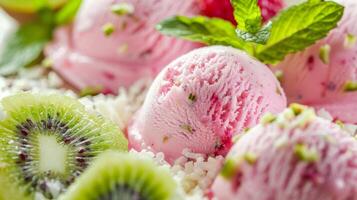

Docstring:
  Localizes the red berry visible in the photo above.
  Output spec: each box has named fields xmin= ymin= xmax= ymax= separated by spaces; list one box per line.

xmin=258 ymin=0 xmax=284 ymax=21
xmin=199 ymin=0 xmax=284 ymax=24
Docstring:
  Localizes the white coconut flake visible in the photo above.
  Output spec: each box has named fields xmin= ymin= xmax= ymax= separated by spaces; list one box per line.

xmin=80 ymin=79 xmax=151 ymax=130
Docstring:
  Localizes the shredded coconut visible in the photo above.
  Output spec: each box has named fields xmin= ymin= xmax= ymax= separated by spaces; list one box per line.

xmin=80 ymin=79 xmax=151 ymax=130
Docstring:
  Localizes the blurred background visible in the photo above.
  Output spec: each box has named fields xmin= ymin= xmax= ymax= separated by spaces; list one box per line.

xmin=0 ymin=0 xmax=301 ymax=54
xmin=0 ymin=0 xmax=303 ymax=96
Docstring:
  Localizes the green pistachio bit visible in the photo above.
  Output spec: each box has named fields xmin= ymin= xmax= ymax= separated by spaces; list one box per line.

xmin=290 ymin=103 xmax=306 ymax=116
xmin=244 ymin=152 xmax=258 ymax=165
xmin=294 ymin=144 xmax=319 ymax=163
xmin=343 ymin=81 xmax=357 ymax=92
xmin=344 ymin=33 xmax=356 ymax=48
xmin=79 ymin=85 xmax=103 ymax=97
xmin=220 ymin=159 xmax=237 ymax=179
xmin=180 ymin=124 xmax=194 ymax=134
xmin=102 ymin=23 xmax=115 ymax=37
xmin=274 ymin=70 xmax=283 ymax=82
xmin=281 ymin=109 xmax=295 ymax=121
xmin=188 ymin=93 xmax=197 ymax=103
xmin=296 ymin=108 xmax=315 ymax=128
xmin=41 ymin=58 xmax=53 ymax=68
xmin=319 ymin=44 xmax=331 ymax=64
xmin=111 ymin=3 xmax=134 ymax=16
xmin=260 ymin=113 xmax=276 ymax=125
xmin=335 ymin=120 xmax=344 ymax=128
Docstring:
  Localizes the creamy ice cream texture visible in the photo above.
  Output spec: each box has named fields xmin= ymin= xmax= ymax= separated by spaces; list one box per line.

xmin=276 ymin=0 xmax=357 ymax=123
xmin=45 ymin=0 xmax=200 ymax=93
xmin=128 ymin=46 xmax=286 ymax=163
xmin=212 ymin=105 xmax=357 ymax=200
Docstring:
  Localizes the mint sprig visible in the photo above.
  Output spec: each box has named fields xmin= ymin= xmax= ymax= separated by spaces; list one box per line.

xmin=156 ymin=0 xmax=344 ymax=65
xmin=0 ymin=22 xmax=53 ymax=75
xmin=255 ymin=1 xmax=344 ymax=64
xmin=55 ymin=0 xmax=82 ymax=25
xmin=156 ymin=16 xmax=253 ymax=52
xmin=0 ymin=0 xmax=82 ymax=75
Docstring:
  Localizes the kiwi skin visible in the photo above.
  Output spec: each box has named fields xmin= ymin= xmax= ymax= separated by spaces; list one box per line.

xmin=59 ymin=151 xmax=177 ymax=200
xmin=0 ymin=93 xmax=128 ymax=199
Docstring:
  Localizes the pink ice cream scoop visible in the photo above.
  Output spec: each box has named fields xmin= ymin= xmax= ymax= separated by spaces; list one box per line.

xmin=45 ymin=0 xmax=200 ymax=93
xmin=212 ymin=104 xmax=357 ymax=200
xmin=127 ymin=46 xmax=286 ymax=163
xmin=276 ymin=0 xmax=357 ymax=123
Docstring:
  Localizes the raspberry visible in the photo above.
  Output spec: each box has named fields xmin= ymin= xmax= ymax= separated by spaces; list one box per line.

xmin=199 ymin=0 xmax=284 ymax=24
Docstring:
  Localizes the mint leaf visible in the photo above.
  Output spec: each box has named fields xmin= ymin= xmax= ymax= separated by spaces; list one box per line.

xmin=231 ymin=0 xmax=271 ymax=44
xmin=33 ymin=0 xmax=49 ymax=9
xmin=308 ymin=0 xmax=322 ymax=3
xmin=255 ymin=1 xmax=344 ymax=64
xmin=55 ymin=0 xmax=82 ymax=25
xmin=38 ymin=7 xmax=57 ymax=26
xmin=236 ymin=21 xmax=272 ymax=44
xmin=156 ymin=16 xmax=253 ymax=52
xmin=231 ymin=0 xmax=262 ymax=33
xmin=0 ymin=22 xmax=53 ymax=75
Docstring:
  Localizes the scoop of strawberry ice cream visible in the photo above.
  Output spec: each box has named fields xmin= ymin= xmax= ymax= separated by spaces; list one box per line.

xmin=275 ymin=0 xmax=357 ymax=123
xmin=127 ymin=46 xmax=286 ymax=163
xmin=212 ymin=105 xmax=357 ymax=200
xmin=199 ymin=0 xmax=284 ymax=24
xmin=45 ymin=0 xmax=200 ymax=93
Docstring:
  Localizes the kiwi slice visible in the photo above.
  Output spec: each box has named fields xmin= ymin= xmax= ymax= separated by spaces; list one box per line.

xmin=0 ymin=93 xmax=128 ymax=199
xmin=0 ymin=0 xmax=67 ymax=13
xmin=60 ymin=151 xmax=177 ymax=200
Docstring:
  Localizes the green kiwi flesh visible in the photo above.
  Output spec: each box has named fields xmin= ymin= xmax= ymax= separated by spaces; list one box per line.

xmin=0 ymin=93 xmax=128 ymax=199
xmin=60 ymin=151 xmax=176 ymax=200
xmin=0 ymin=163 xmax=29 ymax=200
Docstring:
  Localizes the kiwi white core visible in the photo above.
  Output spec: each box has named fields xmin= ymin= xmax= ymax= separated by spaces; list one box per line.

xmin=38 ymin=135 xmax=68 ymax=174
